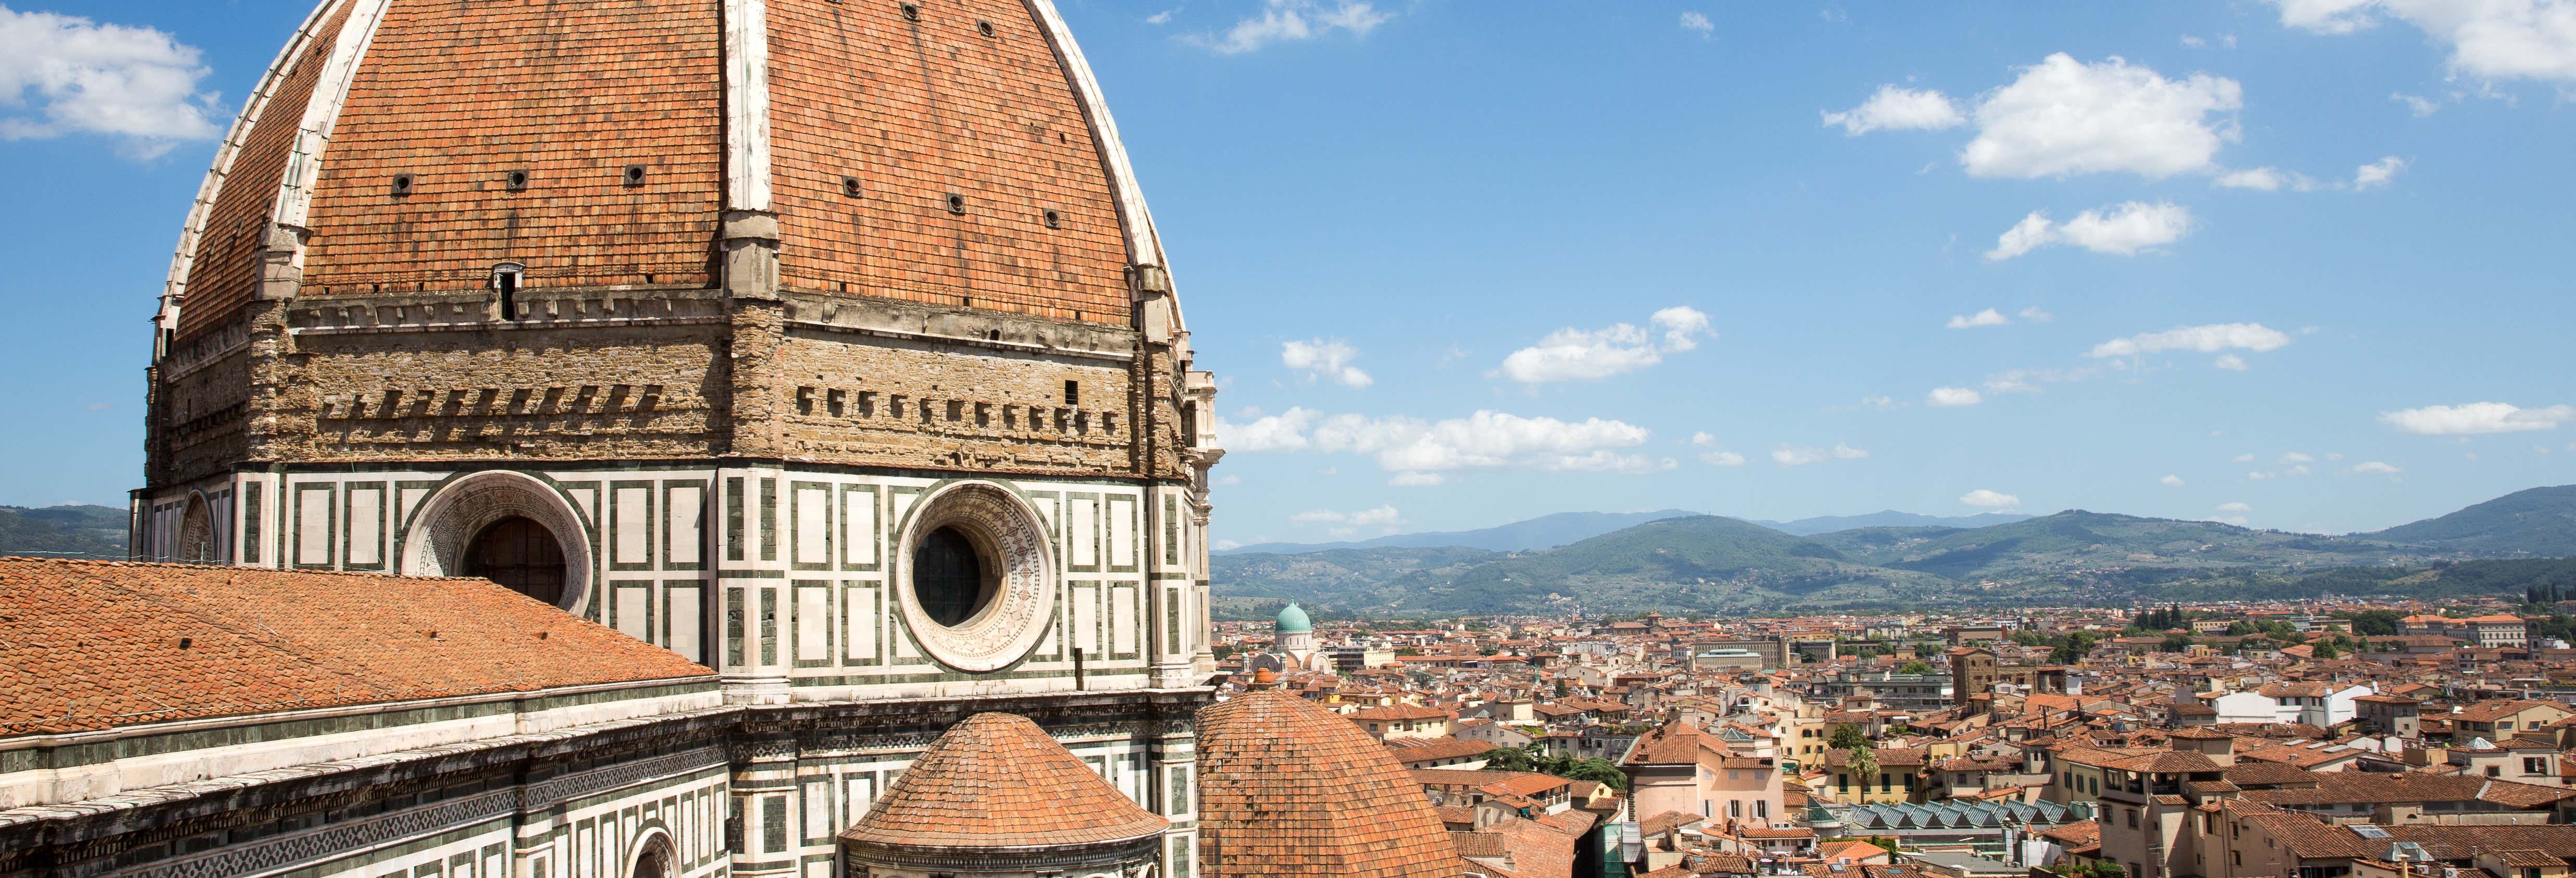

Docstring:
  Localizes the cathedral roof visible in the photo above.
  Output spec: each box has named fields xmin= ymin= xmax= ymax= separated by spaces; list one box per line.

xmin=1196 ymin=689 xmax=1460 ymax=877
xmin=1276 ymin=601 xmax=1312 ymax=633
xmin=0 ymin=558 xmax=713 ymax=737
xmin=840 ymin=712 xmax=1167 ymax=850
xmin=164 ymin=0 xmax=1180 ymax=341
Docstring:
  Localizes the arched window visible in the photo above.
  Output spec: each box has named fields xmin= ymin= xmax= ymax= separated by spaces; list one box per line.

xmin=466 ymin=516 xmax=567 ymax=605
xmin=912 ymin=526 xmax=993 ymax=627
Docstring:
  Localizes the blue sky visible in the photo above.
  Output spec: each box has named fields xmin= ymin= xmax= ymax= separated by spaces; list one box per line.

xmin=1 ymin=1 xmax=2570 ymax=544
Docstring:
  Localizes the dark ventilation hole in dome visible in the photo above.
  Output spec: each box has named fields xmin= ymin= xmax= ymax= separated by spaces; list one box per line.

xmin=1043 ymin=209 xmax=1061 ymax=229
xmin=841 ymin=175 xmax=863 ymax=197
xmin=390 ymin=174 xmax=414 ymax=196
xmin=946 ymin=193 xmax=966 ymax=215
xmin=912 ymin=526 xmax=995 ymax=627
xmin=505 ymin=170 xmax=528 ymax=192
xmin=899 ymin=2 xmax=919 ymax=21
xmin=623 ymin=164 xmax=647 ymax=187
xmin=977 ymin=19 xmax=995 ymax=37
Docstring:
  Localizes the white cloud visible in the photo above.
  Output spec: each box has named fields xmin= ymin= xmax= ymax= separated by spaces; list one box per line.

xmin=2286 ymin=464 xmax=2312 ymax=476
xmin=1960 ymin=489 xmax=2021 ymax=508
xmin=2353 ymin=155 xmax=2407 ymax=189
xmin=2327 ymin=452 xmax=2347 ymax=460
xmin=1213 ymin=407 xmax=1662 ymax=482
xmin=1146 ymin=8 xmax=1177 ymax=25
xmin=1773 ymin=443 xmax=1869 ymax=466
xmin=2282 ymin=452 xmax=2317 ymax=463
xmin=1927 ymin=387 xmax=1984 ymax=407
xmin=2266 ymin=0 xmax=2576 ymax=83
xmin=2392 ymin=92 xmax=2443 ymax=116
xmin=2087 ymin=323 xmax=2293 ymax=358
xmin=1859 ymin=395 xmax=1898 ymax=411
xmin=1497 ymin=306 xmax=1711 ymax=384
xmin=1822 ymin=84 xmax=1966 ymax=135
xmin=1691 ymin=432 xmax=1749 ymax=466
xmin=2019 ymin=306 xmax=2054 ymax=322
xmin=2218 ymin=501 xmax=2253 ymax=512
xmin=1982 ymin=365 xmax=2101 ymax=395
xmin=1291 ymin=504 xmax=1404 ymax=537
xmin=2271 ymin=0 xmax=2382 ymax=33
xmin=1985 ymin=202 xmax=2195 ymax=260
xmin=2215 ymin=167 xmax=2314 ymax=191
xmin=2161 ymin=474 xmax=2187 ymax=487
xmin=2235 ymin=453 xmax=2258 ymax=463
xmin=2215 ymin=354 xmax=2251 ymax=370
xmin=1280 ymin=339 xmax=1373 ymax=388
xmin=1187 ymin=0 xmax=1389 ymax=54
xmin=1211 ymin=538 xmax=1242 ymax=550
xmin=1961 ymin=54 xmax=2243 ymax=179
xmin=1947 ymin=307 xmax=2011 ymax=329
xmin=0 ymin=6 xmax=221 ymax=158
xmin=1388 ymin=471 xmax=1445 ymax=487
xmin=1216 ymin=473 xmax=1243 ymax=486
xmin=2348 ymin=461 xmax=2403 ymax=474
xmin=1679 ymin=11 xmax=1714 ymax=35
xmin=2379 ymin=402 xmax=2576 ymax=435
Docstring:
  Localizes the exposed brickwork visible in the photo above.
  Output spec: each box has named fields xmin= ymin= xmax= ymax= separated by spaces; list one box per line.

xmin=171 ymin=1 xmax=354 ymax=342
xmin=767 ymin=0 xmax=1133 ymax=324
xmin=840 ymin=712 xmax=1167 ymax=849
xmin=765 ymin=330 xmax=1132 ymax=472
xmin=298 ymin=0 xmax=725 ymax=298
xmin=0 ymin=558 xmax=713 ymax=736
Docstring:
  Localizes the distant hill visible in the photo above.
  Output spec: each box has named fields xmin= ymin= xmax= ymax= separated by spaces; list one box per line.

xmin=1806 ymin=510 xmax=2421 ymax=582
xmin=1751 ymin=510 xmax=2034 ymax=536
xmin=1216 ymin=509 xmax=1701 ymax=555
xmin=2367 ymin=485 xmax=2576 ymax=557
xmin=1212 ymin=500 xmax=2547 ymax=615
xmin=0 ymin=504 xmax=128 ymax=559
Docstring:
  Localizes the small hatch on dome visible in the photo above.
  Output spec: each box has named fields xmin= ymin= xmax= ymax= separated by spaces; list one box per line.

xmin=977 ymin=19 xmax=996 ymax=38
xmin=840 ymin=175 xmax=863 ymax=197
xmin=504 ymin=169 xmax=528 ymax=192
xmin=389 ymin=174 xmax=414 ymax=196
xmin=945 ymin=192 xmax=966 ymax=215
xmin=622 ymin=164 xmax=647 ymax=187
xmin=1043 ymin=208 xmax=1061 ymax=229
xmin=898 ymin=2 xmax=919 ymax=21
xmin=491 ymin=263 xmax=527 ymax=320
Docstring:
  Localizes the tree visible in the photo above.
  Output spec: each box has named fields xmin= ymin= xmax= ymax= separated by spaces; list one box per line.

xmin=1556 ymin=757 xmax=1630 ymax=790
xmin=1828 ymin=723 xmax=1877 ymax=789
xmin=2049 ymin=630 xmax=2099 ymax=665
xmin=1486 ymin=746 xmax=1538 ymax=772
xmin=2347 ymin=610 xmax=2401 ymax=637
xmin=2310 ymin=638 xmax=2342 ymax=660
xmin=2159 ymin=633 xmax=2194 ymax=652
xmin=1211 ymin=644 xmax=1237 ymax=661
xmin=1898 ymin=660 xmax=1932 ymax=675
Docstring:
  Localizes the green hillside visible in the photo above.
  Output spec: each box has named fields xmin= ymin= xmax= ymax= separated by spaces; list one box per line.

xmin=0 ymin=504 xmax=129 ymax=559
xmin=2370 ymin=485 xmax=2576 ymax=556
xmin=1809 ymin=510 xmax=2421 ymax=581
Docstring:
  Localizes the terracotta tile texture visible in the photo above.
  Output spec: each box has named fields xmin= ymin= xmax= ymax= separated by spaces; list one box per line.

xmin=768 ymin=0 xmax=1134 ymax=324
xmin=839 ymin=711 xmax=1167 ymax=848
xmin=0 ymin=558 xmax=713 ymax=736
xmin=173 ymin=0 xmax=356 ymax=341
xmin=1196 ymin=690 xmax=1463 ymax=877
xmin=296 ymin=0 xmax=727 ymax=305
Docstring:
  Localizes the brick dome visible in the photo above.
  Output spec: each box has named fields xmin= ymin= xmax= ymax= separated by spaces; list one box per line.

xmin=159 ymin=0 xmax=1179 ymax=343
xmin=1195 ymin=690 xmax=1462 ymax=877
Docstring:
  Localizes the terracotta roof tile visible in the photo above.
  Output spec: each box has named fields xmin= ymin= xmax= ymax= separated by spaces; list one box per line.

xmin=0 ymin=557 xmax=711 ymax=736
xmin=840 ymin=712 xmax=1166 ymax=849
xmin=1198 ymin=690 xmax=1460 ymax=877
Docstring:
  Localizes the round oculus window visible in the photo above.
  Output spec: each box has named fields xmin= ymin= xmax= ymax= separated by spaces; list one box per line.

xmin=892 ymin=482 xmax=1056 ymax=672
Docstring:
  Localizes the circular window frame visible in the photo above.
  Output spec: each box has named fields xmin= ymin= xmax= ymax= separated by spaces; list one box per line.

xmin=400 ymin=470 xmax=592 ymax=613
xmin=891 ymin=481 xmax=1056 ymax=673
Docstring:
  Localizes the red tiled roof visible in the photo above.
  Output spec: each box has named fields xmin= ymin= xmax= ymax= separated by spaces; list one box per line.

xmin=840 ymin=712 xmax=1166 ymax=849
xmin=1198 ymin=690 xmax=1459 ymax=877
xmin=0 ymin=558 xmax=712 ymax=736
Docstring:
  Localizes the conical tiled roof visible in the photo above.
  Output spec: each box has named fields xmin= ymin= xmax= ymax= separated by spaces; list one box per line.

xmin=1196 ymin=690 xmax=1460 ymax=877
xmin=840 ymin=712 xmax=1167 ymax=849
